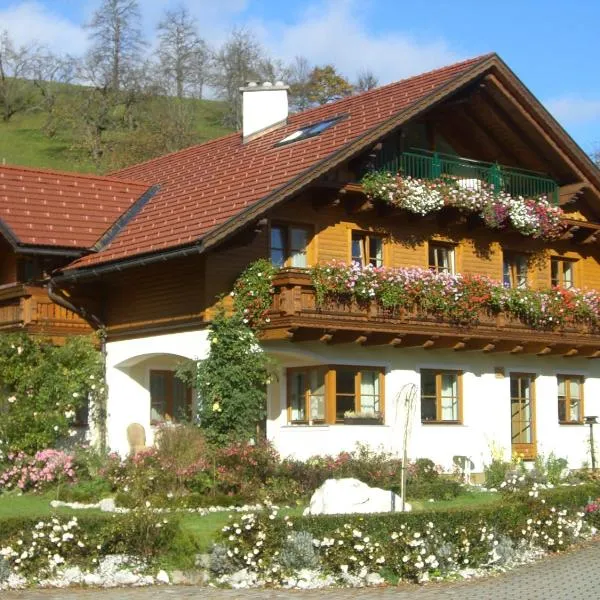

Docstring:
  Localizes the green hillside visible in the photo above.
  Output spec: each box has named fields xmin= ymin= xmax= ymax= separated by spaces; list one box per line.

xmin=0 ymin=96 xmax=232 ymax=174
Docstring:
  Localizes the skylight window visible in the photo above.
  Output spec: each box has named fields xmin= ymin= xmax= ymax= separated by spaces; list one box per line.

xmin=275 ymin=115 xmax=346 ymax=147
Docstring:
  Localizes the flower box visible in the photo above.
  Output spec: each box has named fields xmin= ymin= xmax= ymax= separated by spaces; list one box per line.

xmin=343 ymin=415 xmax=383 ymax=425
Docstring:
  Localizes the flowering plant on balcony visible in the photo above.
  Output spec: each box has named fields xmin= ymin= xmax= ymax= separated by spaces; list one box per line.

xmin=310 ymin=261 xmax=600 ymax=331
xmin=361 ymin=171 xmax=565 ymax=240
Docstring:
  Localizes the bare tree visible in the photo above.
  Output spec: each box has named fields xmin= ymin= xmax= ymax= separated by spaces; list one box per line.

xmin=86 ymin=0 xmax=143 ymax=91
xmin=0 ymin=30 xmax=37 ymax=122
xmin=211 ymin=28 xmax=263 ymax=128
xmin=355 ymin=68 xmax=379 ymax=93
xmin=288 ymin=55 xmax=312 ymax=112
xmin=157 ymin=5 xmax=208 ymax=99
xmin=31 ymin=50 xmax=76 ymax=135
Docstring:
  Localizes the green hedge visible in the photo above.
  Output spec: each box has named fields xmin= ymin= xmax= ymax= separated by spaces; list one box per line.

xmin=291 ymin=483 xmax=600 ymax=539
xmin=0 ymin=511 xmax=199 ymax=569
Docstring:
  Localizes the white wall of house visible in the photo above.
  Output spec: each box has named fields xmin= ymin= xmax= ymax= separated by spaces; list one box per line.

xmin=105 ymin=329 xmax=210 ymax=455
xmin=103 ymin=329 xmax=598 ymax=473
xmin=265 ymin=341 xmax=600 ymax=473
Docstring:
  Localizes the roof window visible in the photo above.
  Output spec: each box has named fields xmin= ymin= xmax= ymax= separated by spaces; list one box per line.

xmin=275 ymin=115 xmax=346 ymax=147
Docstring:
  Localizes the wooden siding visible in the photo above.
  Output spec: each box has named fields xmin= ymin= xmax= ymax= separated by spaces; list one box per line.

xmin=100 ymin=189 xmax=600 ymax=337
xmin=103 ymin=255 xmax=205 ymax=337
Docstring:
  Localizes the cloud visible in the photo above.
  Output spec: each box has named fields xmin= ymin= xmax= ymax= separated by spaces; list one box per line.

xmin=0 ymin=1 xmax=88 ymax=55
xmin=259 ymin=0 xmax=461 ymax=84
xmin=544 ymin=96 xmax=600 ymax=126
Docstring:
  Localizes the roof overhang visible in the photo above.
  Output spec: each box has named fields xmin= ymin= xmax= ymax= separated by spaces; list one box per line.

xmin=55 ymin=53 xmax=600 ymax=280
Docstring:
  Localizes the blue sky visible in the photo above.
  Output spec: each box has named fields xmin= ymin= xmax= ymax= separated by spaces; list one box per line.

xmin=1 ymin=0 xmax=599 ymax=153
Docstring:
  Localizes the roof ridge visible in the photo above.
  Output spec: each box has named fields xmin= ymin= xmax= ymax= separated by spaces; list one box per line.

xmin=0 ymin=163 xmax=149 ymax=188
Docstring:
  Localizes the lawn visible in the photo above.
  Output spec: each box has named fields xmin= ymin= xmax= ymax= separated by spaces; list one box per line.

xmin=0 ymin=96 xmax=232 ymax=173
xmin=0 ymin=489 xmax=503 ymax=553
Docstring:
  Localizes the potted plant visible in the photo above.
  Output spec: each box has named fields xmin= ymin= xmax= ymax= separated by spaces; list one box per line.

xmin=343 ymin=410 xmax=383 ymax=425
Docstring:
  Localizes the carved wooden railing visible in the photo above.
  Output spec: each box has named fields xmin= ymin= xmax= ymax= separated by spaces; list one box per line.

xmin=267 ymin=269 xmax=599 ymax=351
xmin=0 ymin=283 xmax=90 ymax=335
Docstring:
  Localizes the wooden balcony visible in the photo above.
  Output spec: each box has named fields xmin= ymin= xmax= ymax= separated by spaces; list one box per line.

xmin=0 ymin=283 xmax=91 ymax=340
xmin=263 ymin=270 xmax=600 ymax=358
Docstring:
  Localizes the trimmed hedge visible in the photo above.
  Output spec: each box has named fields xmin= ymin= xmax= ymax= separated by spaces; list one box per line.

xmin=290 ymin=483 xmax=600 ymax=540
xmin=0 ymin=511 xmax=199 ymax=568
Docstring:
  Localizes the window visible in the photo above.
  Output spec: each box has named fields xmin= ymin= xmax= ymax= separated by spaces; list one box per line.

xmin=428 ymin=243 xmax=454 ymax=274
xmin=150 ymin=370 xmax=192 ymax=424
xmin=351 ymin=232 xmax=383 ymax=267
xmin=420 ymin=370 xmax=461 ymax=423
xmin=503 ymin=253 xmax=528 ymax=289
xmin=288 ymin=368 xmax=326 ymax=424
xmin=510 ymin=373 xmax=535 ymax=447
xmin=270 ymin=224 xmax=310 ymax=268
xmin=275 ymin=115 xmax=347 ymax=147
xmin=551 ymin=257 xmax=575 ymax=288
xmin=558 ymin=375 xmax=583 ymax=424
xmin=287 ymin=366 xmax=384 ymax=425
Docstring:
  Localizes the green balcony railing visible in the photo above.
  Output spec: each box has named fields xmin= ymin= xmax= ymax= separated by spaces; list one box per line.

xmin=373 ymin=148 xmax=560 ymax=204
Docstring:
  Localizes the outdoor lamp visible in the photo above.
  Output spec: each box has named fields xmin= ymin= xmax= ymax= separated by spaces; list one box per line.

xmin=585 ymin=416 xmax=598 ymax=470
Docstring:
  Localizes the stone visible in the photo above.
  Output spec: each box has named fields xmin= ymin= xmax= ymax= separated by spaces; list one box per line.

xmin=365 ymin=572 xmax=385 ymax=586
xmin=113 ymin=570 xmax=140 ymax=585
xmin=127 ymin=423 xmax=147 ymax=455
xmin=156 ymin=569 xmax=170 ymax=584
xmin=62 ymin=566 xmax=83 ymax=584
xmin=99 ymin=498 xmax=117 ymax=512
xmin=304 ymin=478 xmax=411 ymax=515
xmin=83 ymin=573 xmax=103 ymax=586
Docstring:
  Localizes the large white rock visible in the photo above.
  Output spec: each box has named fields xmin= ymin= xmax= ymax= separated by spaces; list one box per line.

xmin=304 ymin=478 xmax=411 ymax=515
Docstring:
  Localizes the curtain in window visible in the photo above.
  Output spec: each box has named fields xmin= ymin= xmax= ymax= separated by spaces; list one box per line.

xmin=150 ymin=372 xmax=167 ymax=422
xmin=359 ymin=370 xmax=380 ymax=414
xmin=290 ymin=228 xmax=308 ymax=268
xmin=308 ymin=370 xmax=325 ymax=421
xmin=440 ymin=373 xmax=458 ymax=421
xmin=290 ymin=372 xmax=306 ymax=421
xmin=569 ymin=378 xmax=581 ymax=422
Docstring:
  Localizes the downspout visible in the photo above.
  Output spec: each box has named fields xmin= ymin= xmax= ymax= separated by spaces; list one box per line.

xmin=48 ymin=280 xmax=108 ymax=454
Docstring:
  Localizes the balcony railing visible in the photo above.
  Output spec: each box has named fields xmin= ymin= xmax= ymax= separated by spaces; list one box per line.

xmin=373 ymin=148 xmax=559 ymax=205
xmin=264 ymin=270 xmax=600 ymax=356
xmin=0 ymin=283 xmax=90 ymax=336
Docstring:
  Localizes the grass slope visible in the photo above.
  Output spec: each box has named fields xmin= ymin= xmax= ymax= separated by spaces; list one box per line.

xmin=0 ymin=98 xmax=232 ymax=174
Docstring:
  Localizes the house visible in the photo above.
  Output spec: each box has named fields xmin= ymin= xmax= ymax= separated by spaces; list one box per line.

xmin=0 ymin=165 xmax=151 ymax=341
xmin=19 ymin=52 xmax=600 ymax=474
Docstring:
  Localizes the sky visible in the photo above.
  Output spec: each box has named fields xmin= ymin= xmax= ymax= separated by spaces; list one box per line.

xmin=1 ymin=0 xmax=599 ymax=154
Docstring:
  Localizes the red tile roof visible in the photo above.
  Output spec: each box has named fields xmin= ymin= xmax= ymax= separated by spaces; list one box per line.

xmin=0 ymin=165 xmax=150 ymax=249
xmin=64 ymin=54 xmax=493 ymax=269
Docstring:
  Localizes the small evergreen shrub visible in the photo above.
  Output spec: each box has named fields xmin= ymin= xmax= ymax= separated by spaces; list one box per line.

xmin=280 ymin=531 xmax=319 ymax=571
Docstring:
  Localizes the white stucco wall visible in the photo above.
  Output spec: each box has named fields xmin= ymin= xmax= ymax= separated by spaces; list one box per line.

xmin=105 ymin=329 xmax=210 ymax=455
xmin=264 ymin=341 xmax=600 ymax=472
xmin=103 ymin=328 xmax=599 ymax=472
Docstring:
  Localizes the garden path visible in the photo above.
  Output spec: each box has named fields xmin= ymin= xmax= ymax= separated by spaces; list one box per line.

xmin=5 ymin=540 xmax=600 ymax=600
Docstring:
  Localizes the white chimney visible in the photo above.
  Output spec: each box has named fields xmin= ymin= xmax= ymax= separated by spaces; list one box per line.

xmin=240 ymin=81 xmax=289 ymax=142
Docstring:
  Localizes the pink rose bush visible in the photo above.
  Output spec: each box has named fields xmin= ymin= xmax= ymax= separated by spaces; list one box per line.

xmin=0 ymin=449 xmax=76 ymax=493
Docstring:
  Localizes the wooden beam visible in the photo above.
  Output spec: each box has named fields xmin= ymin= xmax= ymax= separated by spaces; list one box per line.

xmin=537 ymin=346 xmax=553 ymax=356
xmin=422 ymin=339 xmax=436 ymax=349
xmin=389 ymin=337 xmax=403 ymax=347
xmin=564 ymin=348 xmax=579 ymax=357
xmin=482 ymin=343 xmax=496 ymax=353
xmin=586 ymin=350 xmax=600 ymax=359
xmin=319 ymin=331 xmax=335 ymax=344
xmin=485 ymin=74 xmax=590 ymax=184
xmin=510 ymin=345 xmax=525 ymax=354
xmin=458 ymin=105 xmax=521 ymax=164
xmin=354 ymin=334 xmax=368 ymax=345
xmin=559 ymin=182 xmax=587 ymax=205
xmin=453 ymin=341 xmax=467 ymax=351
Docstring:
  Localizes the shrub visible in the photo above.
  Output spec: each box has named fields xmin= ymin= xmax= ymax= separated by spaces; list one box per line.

xmin=0 ymin=334 xmax=104 ymax=455
xmin=0 ymin=449 xmax=76 ymax=493
xmin=484 ymin=457 xmax=512 ymax=488
xmin=0 ymin=510 xmax=189 ymax=579
xmin=280 ymin=531 xmax=319 ymax=571
xmin=213 ymin=482 xmax=600 ymax=584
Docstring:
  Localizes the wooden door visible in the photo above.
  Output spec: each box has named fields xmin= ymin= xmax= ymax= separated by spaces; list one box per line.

xmin=510 ymin=373 xmax=536 ymax=459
